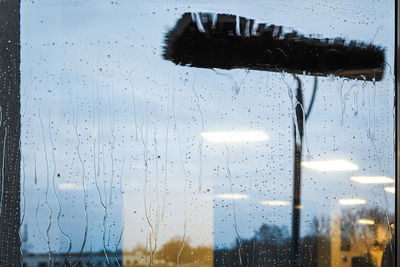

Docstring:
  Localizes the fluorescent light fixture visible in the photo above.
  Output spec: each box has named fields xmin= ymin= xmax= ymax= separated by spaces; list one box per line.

xmin=358 ymin=219 xmax=375 ymax=225
xmin=338 ymin=198 xmax=366 ymax=205
xmin=201 ymin=131 xmax=269 ymax=142
xmin=58 ymin=183 xmax=83 ymax=191
xmin=91 ymin=127 xmax=98 ymax=139
xmin=216 ymin=193 xmax=249 ymax=200
xmin=259 ymin=201 xmax=289 ymax=206
xmin=351 ymin=176 xmax=394 ymax=184
xmin=301 ymin=160 xmax=358 ymax=172
xmin=384 ymin=187 xmax=395 ymax=194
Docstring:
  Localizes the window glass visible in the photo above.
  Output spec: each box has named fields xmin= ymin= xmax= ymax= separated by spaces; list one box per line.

xmin=20 ymin=0 xmax=395 ymax=266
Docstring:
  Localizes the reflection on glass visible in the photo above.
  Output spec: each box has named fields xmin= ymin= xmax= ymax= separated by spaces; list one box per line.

xmin=351 ymin=176 xmax=394 ymax=184
xmin=58 ymin=183 xmax=83 ymax=191
xmin=339 ymin=199 xmax=367 ymax=205
xmin=215 ymin=193 xmax=249 ymax=199
xmin=384 ymin=187 xmax=395 ymax=194
xmin=259 ymin=201 xmax=290 ymax=206
xmin=359 ymin=219 xmax=375 ymax=225
xmin=301 ymin=159 xmax=359 ymax=172
xmin=332 ymin=207 xmax=393 ymax=267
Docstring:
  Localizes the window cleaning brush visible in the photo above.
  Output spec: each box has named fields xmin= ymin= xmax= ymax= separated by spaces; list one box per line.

xmin=163 ymin=12 xmax=385 ymax=81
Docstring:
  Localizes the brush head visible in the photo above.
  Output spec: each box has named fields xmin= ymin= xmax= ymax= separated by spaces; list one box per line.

xmin=163 ymin=13 xmax=385 ymax=81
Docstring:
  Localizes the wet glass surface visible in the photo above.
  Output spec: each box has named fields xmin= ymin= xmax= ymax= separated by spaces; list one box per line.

xmin=18 ymin=0 xmax=395 ymax=266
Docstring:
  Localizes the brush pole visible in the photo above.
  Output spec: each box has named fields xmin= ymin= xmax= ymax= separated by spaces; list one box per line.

xmin=292 ymin=76 xmax=304 ymax=267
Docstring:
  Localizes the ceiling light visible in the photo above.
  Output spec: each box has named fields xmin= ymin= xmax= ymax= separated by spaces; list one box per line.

xmin=301 ymin=160 xmax=358 ymax=172
xmin=201 ymin=131 xmax=269 ymax=142
xmin=351 ymin=176 xmax=394 ymax=184
xmin=359 ymin=219 xmax=375 ymax=225
xmin=259 ymin=201 xmax=289 ymax=206
xmin=58 ymin=183 xmax=82 ymax=191
xmin=339 ymin=198 xmax=366 ymax=205
xmin=216 ymin=194 xmax=249 ymax=200
xmin=384 ymin=187 xmax=395 ymax=194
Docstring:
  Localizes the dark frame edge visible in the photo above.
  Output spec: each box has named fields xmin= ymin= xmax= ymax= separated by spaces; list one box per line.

xmin=396 ymin=0 xmax=399 ymax=266
xmin=0 ymin=0 xmax=21 ymax=266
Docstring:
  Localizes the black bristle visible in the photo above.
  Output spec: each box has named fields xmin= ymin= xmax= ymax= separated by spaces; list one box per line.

xmin=163 ymin=12 xmax=385 ymax=81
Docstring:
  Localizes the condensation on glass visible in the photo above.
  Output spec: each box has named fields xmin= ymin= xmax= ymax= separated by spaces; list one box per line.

xmin=14 ymin=0 xmax=395 ymax=266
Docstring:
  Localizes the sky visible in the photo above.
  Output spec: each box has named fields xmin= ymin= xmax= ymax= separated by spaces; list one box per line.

xmin=20 ymin=0 xmax=395 ymax=256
